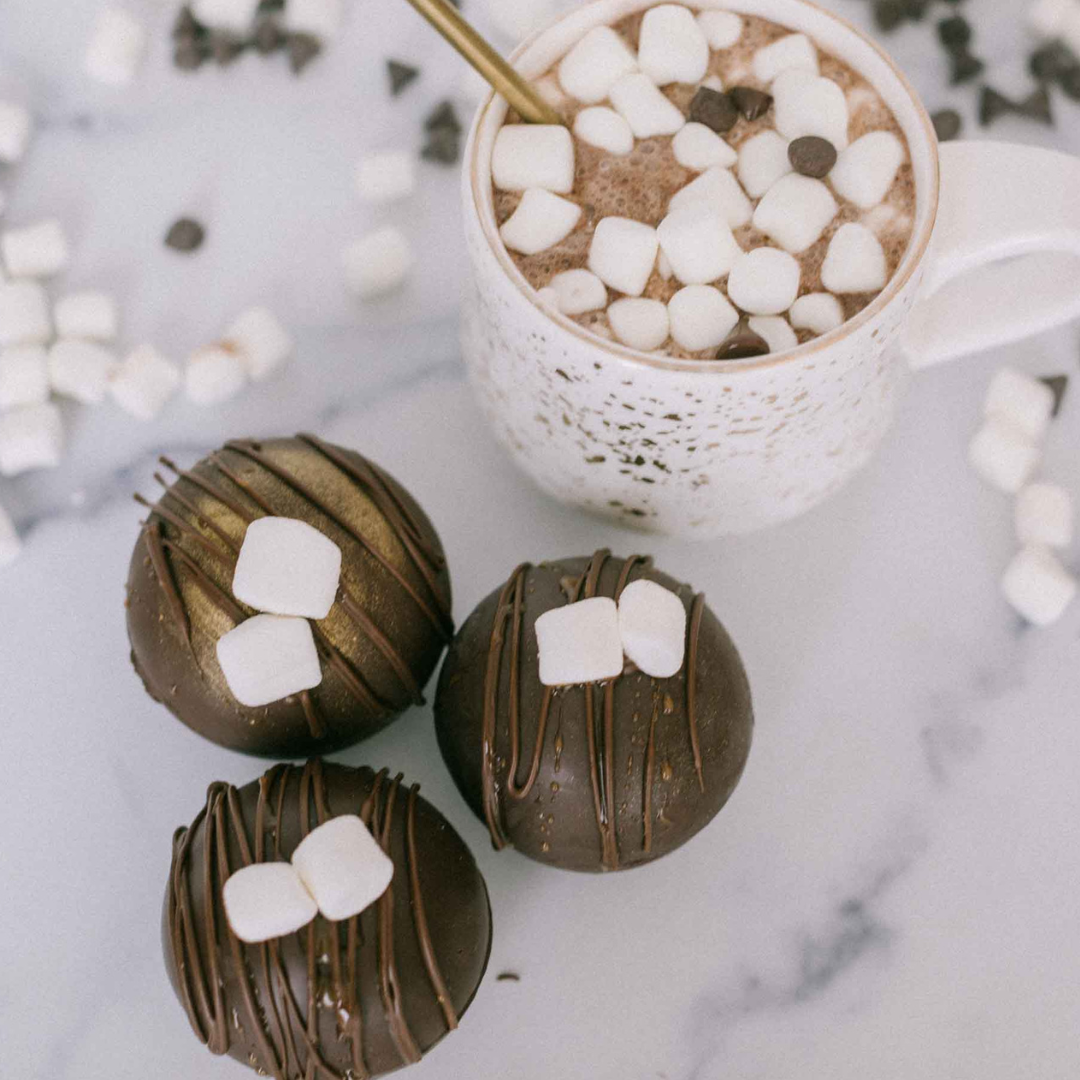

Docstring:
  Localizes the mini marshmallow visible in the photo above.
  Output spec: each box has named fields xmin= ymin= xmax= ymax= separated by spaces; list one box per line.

xmin=223 ymin=306 xmax=293 ymax=382
xmin=283 ymin=0 xmax=343 ymax=38
xmin=748 ymin=315 xmax=798 ymax=354
xmin=486 ymin=0 xmax=554 ymax=44
xmin=700 ymin=74 xmax=725 ymax=93
xmin=233 ymin=516 xmax=342 ymax=620
xmin=499 ymin=189 xmax=581 ymax=255
xmin=108 ymin=343 xmax=180 ymax=421
xmin=609 ymin=73 xmax=686 ymax=139
xmin=737 ymin=130 xmax=793 ymax=198
xmin=753 ymin=174 xmax=838 ymax=253
xmin=1001 ymin=546 xmax=1077 ymax=627
xmin=491 ymin=125 xmax=575 ymax=193
xmin=588 ymin=217 xmax=659 ymax=297
xmin=192 ymin=0 xmax=260 ymax=31
xmin=821 ymin=223 xmax=887 ymax=293
xmin=535 ymin=596 xmax=624 ymax=685
xmin=861 ymin=202 xmax=911 ymax=238
xmin=617 ymin=579 xmax=686 ymax=678
xmin=727 ymin=248 xmax=800 ymax=315
xmin=0 ymin=346 xmax=49 ymax=408
xmin=184 ymin=345 xmax=246 ymax=406
xmin=85 ymin=8 xmax=146 ymax=87
xmin=657 ymin=201 xmax=742 ymax=285
xmin=0 ymin=403 xmax=63 ymax=476
xmin=638 ymin=5 xmax=709 ymax=86
xmin=53 ymin=290 xmax=118 ymax=341
xmin=1015 ymin=483 xmax=1074 ymax=549
xmin=772 ymin=68 xmax=849 ymax=149
xmin=667 ymin=285 xmax=738 ymax=351
xmin=968 ymin=416 xmax=1041 ymax=494
xmin=1 ymin=219 xmax=70 ymax=279
xmin=983 ymin=367 xmax=1055 ymax=443
xmin=547 ymin=269 xmax=607 ymax=315
xmin=48 ymin=339 xmax=116 ymax=404
xmin=536 ymin=286 xmax=559 ymax=308
xmin=657 ymin=251 xmax=674 ymax=280
xmin=557 ymin=26 xmax=638 ymax=104
xmin=0 ymin=101 xmax=32 ymax=164
xmin=292 ymin=815 xmax=394 ymax=922
xmin=752 ymin=34 xmax=819 ymax=84
xmin=356 ymin=151 xmax=416 ymax=205
xmin=0 ymin=282 xmax=51 ymax=346
xmin=790 ymin=292 xmax=844 ymax=334
xmin=697 ymin=10 xmax=743 ymax=49
xmin=573 ymin=107 xmax=635 ymax=155
xmin=222 ymin=863 xmax=317 ymax=944
xmin=342 ymin=227 xmax=413 ymax=299
xmin=830 ymin=131 xmax=905 ymax=210
xmin=672 ymin=123 xmax=737 ymax=171
xmin=1028 ymin=0 xmax=1073 ymax=36
xmin=216 ymin=613 xmax=322 ymax=707
xmin=608 ymin=298 xmax=670 ymax=351
xmin=669 ymin=165 xmax=752 ymax=228
xmin=0 ymin=498 xmax=19 ymax=568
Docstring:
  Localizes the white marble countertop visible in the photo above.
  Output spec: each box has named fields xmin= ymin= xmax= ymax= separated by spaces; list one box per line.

xmin=2 ymin=1 xmax=1079 ymax=1077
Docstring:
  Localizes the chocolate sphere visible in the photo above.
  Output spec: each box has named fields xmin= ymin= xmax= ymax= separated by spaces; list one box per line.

xmin=165 ymin=760 xmax=491 ymax=1079
xmin=435 ymin=551 xmax=754 ymax=872
xmin=126 ymin=435 xmax=453 ymax=757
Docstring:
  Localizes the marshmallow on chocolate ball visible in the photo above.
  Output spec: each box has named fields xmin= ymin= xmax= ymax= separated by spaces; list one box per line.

xmin=434 ymin=551 xmax=753 ymax=873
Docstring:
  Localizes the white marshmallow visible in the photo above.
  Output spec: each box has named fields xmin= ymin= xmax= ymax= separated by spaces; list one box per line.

xmin=609 ymin=73 xmax=686 ymax=138
xmin=657 ymin=201 xmax=742 ymax=285
xmin=535 ymin=596 xmax=624 ymax=685
xmin=830 ymin=131 xmax=904 ymax=210
xmin=53 ymin=290 xmax=118 ymax=341
xmin=700 ymin=74 xmax=725 ymax=93
xmin=657 ymin=250 xmax=674 ymax=280
xmin=0 ymin=101 xmax=32 ymax=164
xmin=0 ymin=346 xmax=49 ymax=408
xmin=108 ymin=343 xmax=180 ymax=421
xmin=696 ymin=10 xmax=743 ymax=49
xmin=355 ymin=151 xmax=416 ymax=205
xmin=191 ymin=0 xmax=260 ymax=31
xmin=748 ymin=314 xmax=798 ymax=354
xmin=968 ymin=416 xmax=1041 ymax=494
xmin=1015 ymin=483 xmax=1074 ymax=549
xmin=588 ymin=217 xmax=659 ymax=297
xmin=573 ymin=107 xmax=635 ymax=156
xmin=292 ymin=815 xmax=394 ymax=922
xmin=821 ymin=223 xmax=886 ymax=293
xmin=2 ymin=219 xmax=70 ymax=279
xmin=223 ymin=306 xmax=293 ymax=382
xmin=983 ymin=367 xmax=1055 ymax=443
xmin=0 ymin=403 xmax=63 ymax=476
xmin=85 ymin=8 xmax=146 ymax=87
xmin=667 ymin=285 xmax=738 ymax=351
xmin=499 ymin=189 xmax=581 ymax=255
xmin=669 ymin=165 xmax=753 ymax=228
xmin=557 ymin=26 xmax=638 ymax=105
xmin=753 ymin=174 xmax=838 ymax=253
xmin=342 ymin=227 xmax=413 ymax=299
xmin=283 ymin=0 xmax=343 ymax=38
xmin=617 ymin=578 xmax=686 ymax=677
xmin=727 ymin=248 xmax=800 ymax=315
xmin=861 ymin=202 xmax=911 ymax=238
xmin=737 ymin=130 xmax=793 ymax=199
xmin=486 ymin=0 xmax=554 ymax=44
xmin=184 ymin=345 xmax=246 ymax=406
xmin=547 ymin=269 xmax=607 ymax=315
xmin=0 ymin=499 xmax=19 ymax=568
xmin=216 ymin=613 xmax=322 ymax=707
xmin=0 ymin=281 xmax=51 ymax=346
xmin=608 ymin=298 xmax=670 ymax=351
xmin=233 ymin=516 xmax=342 ymax=620
xmin=491 ymin=125 xmax=574 ymax=193
xmin=1028 ymin=0 xmax=1073 ymax=36
xmin=48 ymin=339 xmax=116 ymax=404
xmin=536 ymin=286 xmax=559 ymax=309
xmin=221 ymin=863 xmax=317 ymax=944
xmin=790 ymin=292 xmax=844 ymax=335
xmin=1001 ymin=546 xmax=1077 ymax=627
xmin=772 ymin=68 xmax=849 ymax=149
xmin=752 ymin=34 xmax=819 ymax=84
xmin=638 ymin=5 xmax=709 ymax=86
xmin=672 ymin=122 xmax=737 ymax=171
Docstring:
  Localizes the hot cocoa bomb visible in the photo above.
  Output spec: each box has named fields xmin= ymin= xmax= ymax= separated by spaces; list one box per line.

xmin=165 ymin=760 xmax=491 ymax=1078
xmin=435 ymin=551 xmax=754 ymax=873
xmin=126 ymin=435 xmax=453 ymax=757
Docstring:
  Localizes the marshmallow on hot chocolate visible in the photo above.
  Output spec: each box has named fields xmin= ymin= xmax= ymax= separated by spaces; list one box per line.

xmin=48 ymin=339 xmax=117 ymax=404
xmin=557 ymin=25 xmax=638 ymax=104
xmin=547 ymin=269 xmax=608 ymax=315
xmin=535 ymin=596 xmax=624 ymax=686
xmin=772 ymin=68 xmax=849 ymax=149
xmin=1001 ymin=546 xmax=1077 ymax=627
xmin=54 ymin=291 xmax=118 ymax=342
xmin=983 ymin=367 xmax=1055 ymax=443
xmin=968 ymin=416 xmax=1041 ymax=494
xmin=608 ymin=298 xmax=670 ymax=350
xmin=790 ymin=292 xmax=845 ymax=335
xmin=588 ymin=216 xmax=659 ymax=297
xmin=657 ymin=202 xmax=742 ymax=285
xmin=727 ymin=248 xmax=801 ymax=315
xmin=617 ymin=579 xmax=686 ymax=678
xmin=85 ymin=8 xmax=146 ymax=87
xmin=748 ymin=314 xmax=798 ymax=354
xmin=574 ymin=107 xmax=635 ymax=155
xmin=737 ymin=130 xmax=793 ymax=198
xmin=638 ymin=4 xmax=709 ymax=86
xmin=0 ymin=100 xmax=32 ymax=164
xmin=752 ymin=174 xmax=838 ymax=253
xmin=697 ymin=10 xmax=743 ymax=49
xmin=500 ymin=189 xmax=582 ymax=256
xmin=1015 ymin=483 xmax=1074 ymax=549
xmin=492 ymin=125 xmax=575 ymax=193
xmin=2 ymin=220 xmax=70 ymax=279
xmin=0 ymin=402 xmax=64 ymax=476
xmin=752 ymin=33 xmax=819 ymax=83
xmin=821 ymin=223 xmax=887 ymax=294
xmin=672 ymin=123 xmax=737 ymax=171
xmin=669 ymin=166 xmax=753 ymax=228
xmin=667 ymin=285 xmax=738 ymax=351
xmin=342 ymin=227 xmax=413 ymax=299
xmin=222 ymin=862 xmax=318 ymax=944
xmin=108 ymin=344 xmax=180 ymax=421
xmin=216 ymin=613 xmax=323 ymax=707
xmin=609 ymin=73 xmax=686 ymax=138
xmin=830 ymin=131 xmax=905 ymax=209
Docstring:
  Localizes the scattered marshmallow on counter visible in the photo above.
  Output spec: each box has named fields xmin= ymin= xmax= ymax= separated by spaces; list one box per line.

xmin=546 ymin=269 xmax=607 ymax=316
xmin=356 ymin=150 xmax=416 ymax=205
xmin=342 ymin=226 xmax=413 ymax=299
xmin=727 ymin=248 xmax=801 ymax=315
xmin=669 ymin=165 xmax=752 ymax=227
xmin=617 ymin=579 xmax=686 ymax=678
xmin=283 ymin=0 xmax=343 ymax=39
xmin=697 ymin=10 xmax=743 ymax=49
xmin=48 ymin=339 xmax=116 ymax=404
xmin=588 ymin=216 xmax=659 ymax=297
xmin=84 ymin=8 xmax=146 ymax=87
xmin=108 ymin=344 xmax=180 ymax=420
xmin=968 ymin=415 xmax=1041 ymax=494
xmin=748 ymin=314 xmax=798 ymax=354
xmin=752 ymin=174 xmax=838 ymax=253
xmin=1015 ymin=482 xmax=1074 ymax=549
xmin=737 ymin=130 xmax=793 ymax=198
xmin=772 ymin=68 xmax=849 ymax=149
xmin=821 ymin=223 xmax=887 ymax=294
xmin=830 ymin=132 xmax=905 ymax=210
xmin=0 ymin=100 xmax=32 ymax=164
xmin=637 ymin=4 xmax=709 ymax=87
xmin=0 ymin=345 xmax=49 ymax=407
xmin=499 ymin=189 xmax=581 ymax=256
xmin=223 ymin=306 xmax=293 ymax=382
xmin=609 ymin=73 xmax=686 ymax=138
xmin=184 ymin=344 xmax=247 ymax=406
xmin=1001 ymin=546 xmax=1077 ymax=627
xmin=0 ymin=402 xmax=64 ymax=477
xmin=557 ymin=26 xmax=638 ymax=105
xmin=752 ymin=33 xmax=819 ymax=83
xmin=657 ymin=201 xmax=742 ymax=285
xmin=491 ymin=125 xmax=575 ymax=194
xmin=0 ymin=498 xmax=19 ymax=568
xmin=191 ymin=0 xmax=260 ymax=32
xmin=1 ymin=220 xmax=70 ymax=279
xmin=672 ymin=123 xmax=737 ymax=171
xmin=609 ymin=297 xmax=670 ymax=351
xmin=983 ymin=367 xmax=1055 ymax=442
xmin=535 ymin=596 xmax=624 ymax=686
xmin=53 ymin=290 xmax=118 ymax=341
xmin=790 ymin=292 xmax=845 ymax=334
xmin=216 ymin=613 xmax=323 ymax=707
xmin=222 ymin=862 xmax=318 ymax=944
xmin=0 ymin=282 xmax=52 ymax=347
xmin=574 ymin=107 xmax=635 ymax=156
xmin=667 ymin=285 xmax=738 ymax=351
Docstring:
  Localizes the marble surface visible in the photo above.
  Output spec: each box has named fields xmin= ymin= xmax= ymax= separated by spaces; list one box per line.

xmin=2 ymin=1 xmax=1079 ymax=1077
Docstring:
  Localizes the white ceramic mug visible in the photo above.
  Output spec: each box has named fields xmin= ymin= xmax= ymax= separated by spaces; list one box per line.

xmin=460 ymin=0 xmax=1080 ymax=537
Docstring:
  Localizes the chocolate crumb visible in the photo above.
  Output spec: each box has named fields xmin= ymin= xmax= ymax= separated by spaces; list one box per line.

xmin=421 ymin=126 xmax=461 ymax=165
xmin=496 ymin=971 xmax=521 ymax=982
xmin=931 ymin=108 xmax=962 ymax=142
xmin=172 ymin=5 xmax=206 ymax=41
xmin=689 ymin=87 xmax=737 ymax=133
xmin=253 ymin=17 xmax=285 ymax=54
xmin=388 ymin=59 xmax=420 ymax=96
xmin=174 ymin=38 xmax=209 ymax=71
xmin=1061 ymin=67 xmax=1080 ymax=101
xmin=210 ymin=32 xmax=246 ymax=65
xmin=165 ymin=217 xmax=205 ymax=253
xmin=287 ymin=32 xmax=321 ymax=74
xmin=1028 ymin=40 xmax=1079 ymax=82
xmin=1019 ymin=85 xmax=1054 ymax=124
xmin=872 ymin=0 xmax=905 ymax=32
xmin=425 ymin=99 xmax=462 ymax=134
xmin=979 ymin=86 xmax=1013 ymax=126
xmin=1040 ymin=374 xmax=1069 ymax=417
xmin=728 ymin=85 xmax=772 ymax=121
xmin=257 ymin=0 xmax=285 ymax=11
xmin=788 ymin=135 xmax=837 ymax=178
xmin=901 ymin=0 xmax=929 ymax=21
xmin=950 ymin=51 xmax=985 ymax=85
xmin=937 ymin=15 xmax=971 ymax=52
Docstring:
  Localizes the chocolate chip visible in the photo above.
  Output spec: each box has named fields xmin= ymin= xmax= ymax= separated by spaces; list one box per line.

xmin=253 ymin=17 xmax=284 ymax=54
xmin=931 ymin=108 xmax=962 ymax=142
xmin=1061 ymin=66 xmax=1080 ymax=101
xmin=1039 ymin=375 xmax=1069 ymax=417
xmin=164 ymin=217 xmax=205 ymax=253
xmin=210 ymin=32 xmax=246 ymax=65
xmin=421 ymin=127 xmax=461 ymax=165
xmin=901 ymin=0 xmax=929 ymax=20
xmin=174 ymin=38 xmax=209 ymax=71
xmin=728 ymin=86 xmax=772 ymax=121
xmin=788 ymin=135 xmax=837 ymax=178
xmin=950 ymin=51 xmax=985 ymax=85
xmin=716 ymin=321 xmax=771 ymax=360
xmin=872 ymin=0 xmax=905 ymax=32
xmin=388 ymin=59 xmax=420 ymax=96
xmin=287 ymin=32 xmax=321 ymax=74
xmin=689 ymin=87 xmax=737 ymax=133
xmin=1028 ymin=40 xmax=1079 ymax=82
xmin=936 ymin=15 xmax=971 ymax=52
xmin=425 ymin=99 xmax=462 ymax=134
xmin=1019 ymin=85 xmax=1054 ymax=124
xmin=172 ymin=5 xmax=206 ymax=41
xmin=978 ymin=86 xmax=1013 ymax=126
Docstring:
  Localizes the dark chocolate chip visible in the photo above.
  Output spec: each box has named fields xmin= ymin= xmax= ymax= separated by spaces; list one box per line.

xmin=172 ymin=6 xmax=206 ymax=41
xmin=1061 ymin=66 xmax=1080 ymax=100
xmin=689 ymin=87 xmax=737 ymax=133
xmin=873 ymin=0 xmax=905 ymax=32
xmin=421 ymin=127 xmax=461 ymax=165
xmin=1019 ymin=85 xmax=1054 ymax=124
xmin=931 ymin=108 xmax=962 ymax=142
xmin=253 ymin=17 xmax=284 ymax=54
xmin=716 ymin=321 xmax=771 ymax=360
xmin=937 ymin=15 xmax=971 ymax=51
xmin=164 ymin=217 xmax=205 ymax=253
xmin=978 ymin=86 xmax=1013 ymax=126
xmin=1039 ymin=374 xmax=1069 ymax=417
xmin=1028 ymin=40 xmax=1079 ymax=82
xmin=173 ymin=38 xmax=209 ymax=71
xmin=788 ymin=135 xmax=837 ymax=178
xmin=950 ymin=51 xmax=985 ymax=85
xmin=425 ymin=99 xmax=462 ymax=134
xmin=387 ymin=59 xmax=420 ymax=96
xmin=728 ymin=85 xmax=772 ymax=121
xmin=210 ymin=32 xmax=246 ymax=65
xmin=902 ymin=0 xmax=929 ymax=21
xmin=287 ymin=32 xmax=321 ymax=74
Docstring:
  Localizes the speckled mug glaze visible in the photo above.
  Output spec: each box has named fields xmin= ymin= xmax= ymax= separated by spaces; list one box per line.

xmin=461 ymin=0 xmax=1080 ymax=537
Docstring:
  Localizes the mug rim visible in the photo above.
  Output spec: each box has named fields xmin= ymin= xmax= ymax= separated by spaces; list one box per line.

xmin=467 ymin=0 xmax=941 ymax=375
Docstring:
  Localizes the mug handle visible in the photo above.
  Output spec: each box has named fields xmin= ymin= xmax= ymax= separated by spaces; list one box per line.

xmin=903 ymin=140 xmax=1080 ymax=369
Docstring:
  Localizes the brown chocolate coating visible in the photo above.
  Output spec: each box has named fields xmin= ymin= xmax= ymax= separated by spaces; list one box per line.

xmin=164 ymin=760 xmax=492 ymax=1079
xmin=126 ymin=435 xmax=453 ymax=757
xmin=434 ymin=552 xmax=754 ymax=873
